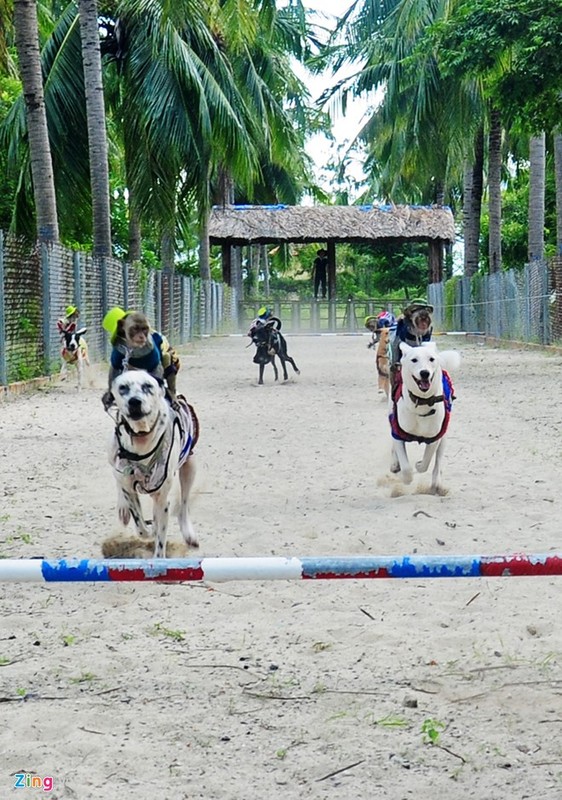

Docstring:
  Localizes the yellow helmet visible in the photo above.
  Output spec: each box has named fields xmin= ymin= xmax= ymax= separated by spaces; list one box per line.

xmin=102 ymin=307 xmax=127 ymax=335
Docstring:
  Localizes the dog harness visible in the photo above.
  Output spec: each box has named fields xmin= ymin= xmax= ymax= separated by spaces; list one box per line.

xmin=114 ymin=397 xmax=198 ymax=494
xmin=389 ymin=370 xmax=454 ymax=444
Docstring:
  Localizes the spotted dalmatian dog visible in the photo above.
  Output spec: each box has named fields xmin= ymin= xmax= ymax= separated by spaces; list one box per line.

xmin=106 ymin=370 xmax=199 ymax=557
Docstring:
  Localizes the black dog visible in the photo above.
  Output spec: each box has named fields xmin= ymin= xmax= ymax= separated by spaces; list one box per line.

xmin=250 ymin=318 xmax=300 ymax=385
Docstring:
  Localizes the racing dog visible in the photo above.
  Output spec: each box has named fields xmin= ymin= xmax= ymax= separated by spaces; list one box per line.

xmin=106 ymin=370 xmax=199 ymax=557
xmin=250 ymin=318 xmax=300 ymax=385
xmin=60 ymin=327 xmax=90 ymax=389
xmin=375 ymin=326 xmax=391 ymax=397
xmin=389 ymin=341 xmax=460 ymax=494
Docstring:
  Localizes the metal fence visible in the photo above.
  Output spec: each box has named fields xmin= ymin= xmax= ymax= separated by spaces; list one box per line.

xmin=428 ymin=258 xmax=562 ymax=345
xmin=4 ymin=232 xmax=562 ymax=387
xmin=0 ymin=232 xmax=238 ymax=385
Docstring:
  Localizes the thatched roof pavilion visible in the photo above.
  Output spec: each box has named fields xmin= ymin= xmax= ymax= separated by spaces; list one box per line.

xmin=208 ymin=203 xmax=455 ymax=246
xmin=209 ymin=203 xmax=456 ymax=292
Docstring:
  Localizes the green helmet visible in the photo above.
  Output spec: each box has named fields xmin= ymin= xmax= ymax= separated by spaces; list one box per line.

xmin=404 ymin=299 xmax=433 ymax=314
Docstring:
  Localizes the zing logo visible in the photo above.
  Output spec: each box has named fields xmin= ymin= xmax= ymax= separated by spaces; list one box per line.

xmin=13 ymin=773 xmax=54 ymax=792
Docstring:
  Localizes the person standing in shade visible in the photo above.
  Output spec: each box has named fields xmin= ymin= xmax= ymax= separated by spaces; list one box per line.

xmin=312 ymin=248 xmax=328 ymax=299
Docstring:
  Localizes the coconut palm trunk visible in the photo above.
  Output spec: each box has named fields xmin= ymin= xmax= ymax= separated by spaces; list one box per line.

xmin=554 ymin=131 xmax=562 ymax=255
xmin=78 ymin=0 xmax=112 ymax=256
xmin=463 ymin=126 xmax=484 ymax=277
xmin=488 ymin=108 xmax=502 ymax=273
xmin=13 ymin=0 xmax=59 ymax=242
xmin=528 ymin=132 xmax=546 ymax=263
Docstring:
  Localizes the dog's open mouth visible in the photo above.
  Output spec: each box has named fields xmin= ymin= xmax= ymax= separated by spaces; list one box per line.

xmin=414 ymin=376 xmax=432 ymax=392
xmin=127 ymin=407 xmax=146 ymax=421
xmin=125 ymin=415 xmax=154 ymax=436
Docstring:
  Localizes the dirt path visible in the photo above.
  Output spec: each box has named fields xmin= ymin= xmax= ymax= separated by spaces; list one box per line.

xmin=1 ymin=334 xmax=562 ymax=799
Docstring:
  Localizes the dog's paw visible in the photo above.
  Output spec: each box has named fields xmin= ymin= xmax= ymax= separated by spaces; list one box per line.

xmin=390 ymin=462 xmax=401 ymax=474
xmin=401 ymin=469 xmax=413 ymax=484
xmin=118 ymin=506 xmax=131 ymax=526
xmin=415 ymin=460 xmax=429 ymax=473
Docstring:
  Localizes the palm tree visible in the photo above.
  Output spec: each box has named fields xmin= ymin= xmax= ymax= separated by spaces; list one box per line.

xmin=12 ymin=0 xmax=59 ymax=242
xmin=487 ymin=107 xmax=502 ymax=273
xmin=4 ymin=0 xmax=314 ymax=271
xmin=528 ymin=132 xmax=545 ymax=263
xmin=78 ymin=0 xmax=112 ymax=256
xmin=334 ymin=0 xmax=483 ymax=283
xmin=554 ymin=131 xmax=562 ymax=254
xmin=463 ymin=126 xmax=484 ymax=276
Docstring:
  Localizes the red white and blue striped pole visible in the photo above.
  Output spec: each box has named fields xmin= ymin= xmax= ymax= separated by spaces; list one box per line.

xmin=0 ymin=554 xmax=562 ymax=583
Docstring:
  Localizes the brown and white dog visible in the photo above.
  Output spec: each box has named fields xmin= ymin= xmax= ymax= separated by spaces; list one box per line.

xmin=389 ymin=342 xmax=460 ymax=494
xmin=375 ymin=326 xmax=391 ymax=397
xmin=107 ymin=370 xmax=199 ymax=557
xmin=60 ymin=327 xmax=90 ymax=389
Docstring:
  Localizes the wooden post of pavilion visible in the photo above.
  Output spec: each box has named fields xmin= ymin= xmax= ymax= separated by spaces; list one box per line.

xmin=327 ymin=241 xmax=336 ymax=299
xmin=221 ymin=243 xmax=232 ymax=285
xmin=428 ymin=240 xmax=443 ymax=284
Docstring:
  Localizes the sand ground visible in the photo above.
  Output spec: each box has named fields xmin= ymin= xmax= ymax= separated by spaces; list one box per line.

xmin=1 ymin=334 xmax=562 ymax=799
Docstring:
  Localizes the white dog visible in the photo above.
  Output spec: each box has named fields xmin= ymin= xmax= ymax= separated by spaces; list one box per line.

xmin=60 ymin=327 xmax=90 ymax=389
xmin=389 ymin=341 xmax=460 ymax=493
xmin=107 ymin=370 xmax=199 ymax=557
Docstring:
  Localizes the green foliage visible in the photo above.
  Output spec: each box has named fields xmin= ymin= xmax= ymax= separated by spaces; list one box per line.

xmin=436 ymin=0 xmax=562 ymax=132
xmin=421 ymin=718 xmax=446 ymax=745
xmin=240 ymin=239 xmax=428 ymax=300
xmin=0 ymin=75 xmax=21 ymax=231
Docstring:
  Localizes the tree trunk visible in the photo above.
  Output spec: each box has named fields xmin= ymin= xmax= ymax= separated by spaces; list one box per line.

xmin=13 ymin=0 xmax=59 ymax=242
xmin=78 ymin=0 xmax=112 ymax=256
xmin=221 ymin=244 xmax=232 ymax=285
xmin=528 ymin=132 xmax=546 ymax=263
xmin=127 ymin=206 xmax=141 ymax=262
xmin=554 ymin=131 xmax=562 ymax=255
xmin=161 ymin=227 xmax=174 ymax=272
xmin=488 ymin=108 xmax=502 ymax=273
xmin=428 ymin=240 xmax=443 ymax=283
xmin=463 ymin=125 xmax=484 ymax=277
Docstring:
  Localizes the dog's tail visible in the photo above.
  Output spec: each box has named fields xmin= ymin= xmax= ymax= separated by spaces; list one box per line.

xmin=438 ymin=350 xmax=461 ymax=373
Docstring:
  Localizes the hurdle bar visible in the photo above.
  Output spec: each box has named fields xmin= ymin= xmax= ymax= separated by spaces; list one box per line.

xmin=1 ymin=554 xmax=562 ymax=583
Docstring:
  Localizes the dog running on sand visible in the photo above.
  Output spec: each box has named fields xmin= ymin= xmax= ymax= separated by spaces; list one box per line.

xmin=105 ymin=370 xmax=199 ymax=557
xmin=389 ymin=341 xmax=460 ymax=494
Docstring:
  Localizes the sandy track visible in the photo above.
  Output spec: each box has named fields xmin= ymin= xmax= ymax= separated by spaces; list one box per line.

xmin=1 ymin=335 xmax=562 ymax=799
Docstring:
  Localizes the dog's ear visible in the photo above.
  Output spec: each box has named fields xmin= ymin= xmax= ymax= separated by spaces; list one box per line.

xmin=154 ymin=376 xmax=166 ymax=396
xmin=76 ymin=327 xmax=87 ymax=335
xmin=400 ymin=342 xmax=413 ymax=356
xmin=102 ymin=390 xmax=115 ymax=410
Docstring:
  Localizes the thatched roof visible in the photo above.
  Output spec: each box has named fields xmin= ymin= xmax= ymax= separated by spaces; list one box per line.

xmin=208 ymin=204 xmax=455 ymax=246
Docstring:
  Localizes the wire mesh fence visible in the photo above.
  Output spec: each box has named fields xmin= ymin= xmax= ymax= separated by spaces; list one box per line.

xmin=3 ymin=232 xmax=562 ymax=387
xmin=0 ymin=233 xmax=237 ymax=386
xmin=429 ymin=258 xmax=559 ymax=344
